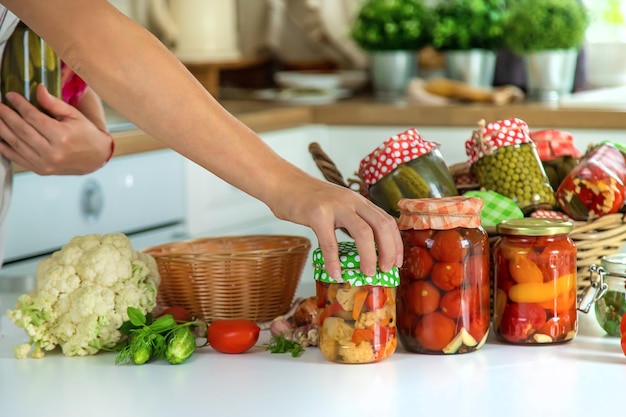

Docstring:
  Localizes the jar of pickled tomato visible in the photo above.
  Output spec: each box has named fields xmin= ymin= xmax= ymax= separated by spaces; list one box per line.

xmin=313 ymin=241 xmax=399 ymax=364
xmin=396 ymin=197 xmax=490 ymax=354
xmin=492 ymin=218 xmax=577 ymax=344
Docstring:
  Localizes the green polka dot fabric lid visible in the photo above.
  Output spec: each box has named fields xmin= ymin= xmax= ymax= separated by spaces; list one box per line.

xmin=312 ymin=241 xmax=400 ymax=287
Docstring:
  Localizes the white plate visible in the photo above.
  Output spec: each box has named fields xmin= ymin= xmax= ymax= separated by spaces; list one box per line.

xmin=254 ymin=88 xmax=352 ymax=105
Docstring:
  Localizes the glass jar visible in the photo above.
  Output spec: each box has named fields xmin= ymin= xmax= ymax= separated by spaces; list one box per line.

xmin=592 ymin=254 xmax=626 ymax=337
xmin=396 ymin=197 xmax=490 ymax=354
xmin=492 ymin=218 xmax=577 ymax=344
xmin=1 ymin=21 xmax=61 ymax=112
xmin=556 ymin=143 xmax=626 ymax=221
xmin=465 ymin=118 xmax=556 ymax=214
xmin=313 ymin=241 xmax=399 ymax=364
xmin=359 ymin=128 xmax=458 ymax=217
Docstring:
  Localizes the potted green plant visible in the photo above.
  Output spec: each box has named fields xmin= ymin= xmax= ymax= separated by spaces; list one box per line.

xmin=350 ymin=0 xmax=434 ymax=100
xmin=502 ymin=0 xmax=589 ymax=101
xmin=431 ymin=0 xmax=508 ymax=87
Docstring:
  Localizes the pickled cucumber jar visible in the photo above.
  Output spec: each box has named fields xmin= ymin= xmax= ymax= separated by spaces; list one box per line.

xmin=313 ymin=241 xmax=399 ymax=364
xmin=396 ymin=197 xmax=490 ymax=354
xmin=465 ymin=118 xmax=556 ymax=214
xmin=1 ymin=22 xmax=61 ymax=112
xmin=359 ymin=128 xmax=458 ymax=217
xmin=591 ymin=254 xmax=626 ymax=337
xmin=492 ymin=218 xmax=577 ymax=345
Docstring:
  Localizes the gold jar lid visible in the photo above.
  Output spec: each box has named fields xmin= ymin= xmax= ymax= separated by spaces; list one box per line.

xmin=496 ymin=218 xmax=573 ymax=236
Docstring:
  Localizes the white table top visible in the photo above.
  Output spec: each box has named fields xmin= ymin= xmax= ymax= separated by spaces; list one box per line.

xmin=1 ymin=285 xmax=624 ymax=417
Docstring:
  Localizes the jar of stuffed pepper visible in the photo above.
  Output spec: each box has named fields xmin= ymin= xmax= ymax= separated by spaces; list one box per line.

xmin=359 ymin=128 xmax=458 ymax=218
xmin=396 ymin=197 xmax=490 ymax=354
xmin=313 ymin=241 xmax=399 ymax=364
xmin=1 ymin=21 xmax=61 ymax=112
xmin=492 ymin=218 xmax=577 ymax=345
xmin=556 ymin=142 xmax=626 ymax=221
xmin=465 ymin=118 xmax=556 ymax=214
xmin=591 ymin=254 xmax=626 ymax=337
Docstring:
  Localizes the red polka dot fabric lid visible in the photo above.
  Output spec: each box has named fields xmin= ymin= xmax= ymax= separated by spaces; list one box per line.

xmin=465 ymin=118 xmax=533 ymax=164
xmin=359 ymin=128 xmax=439 ymax=186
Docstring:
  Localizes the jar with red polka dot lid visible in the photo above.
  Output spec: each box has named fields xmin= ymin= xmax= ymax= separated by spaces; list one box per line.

xmin=358 ymin=128 xmax=458 ymax=217
xmin=465 ymin=118 xmax=556 ymax=214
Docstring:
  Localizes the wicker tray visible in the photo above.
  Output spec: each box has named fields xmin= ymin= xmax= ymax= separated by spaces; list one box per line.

xmin=143 ymin=235 xmax=311 ymax=322
xmin=308 ymin=141 xmax=626 ymax=295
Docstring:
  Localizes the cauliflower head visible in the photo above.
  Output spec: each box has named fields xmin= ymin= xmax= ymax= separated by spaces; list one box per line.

xmin=7 ymin=233 xmax=160 ymax=358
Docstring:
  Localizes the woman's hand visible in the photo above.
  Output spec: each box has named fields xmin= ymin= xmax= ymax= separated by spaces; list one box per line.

xmin=0 ymin=84 xmax=112 ymax=175
xmin=268 ymin=174 xmax=403 ymax=280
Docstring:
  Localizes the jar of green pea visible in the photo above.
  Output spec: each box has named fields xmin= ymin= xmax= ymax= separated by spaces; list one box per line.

xmin=465 ymin=118 xmax=556 ymax=214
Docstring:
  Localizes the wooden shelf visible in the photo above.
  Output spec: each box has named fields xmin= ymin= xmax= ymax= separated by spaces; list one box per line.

xmin=183 ymin=56 xmax=270 ymax=98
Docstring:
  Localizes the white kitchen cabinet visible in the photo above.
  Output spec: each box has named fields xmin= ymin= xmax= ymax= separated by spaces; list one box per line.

xmin=184 ymin=125 xmax=331 ymax=238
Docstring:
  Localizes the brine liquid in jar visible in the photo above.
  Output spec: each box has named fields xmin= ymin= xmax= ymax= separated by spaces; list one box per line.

xmin=1 ymin=22 xmax=61 ymax=112
xmin=313 ymin=241 xmax=399 ymax=364
xmin=492 ymin=218 xmax=577 ymax=344
xmin=396 ymin=197 xmax=490 ymax=354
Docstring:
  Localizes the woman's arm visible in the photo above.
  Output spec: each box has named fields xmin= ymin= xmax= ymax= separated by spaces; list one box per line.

xmin=4 ymin=0 xmax=403 ymax=278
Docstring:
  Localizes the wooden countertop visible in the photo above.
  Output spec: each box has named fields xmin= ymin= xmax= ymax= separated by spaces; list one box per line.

xmin=12 ymin=97 xmax=626 ymax=173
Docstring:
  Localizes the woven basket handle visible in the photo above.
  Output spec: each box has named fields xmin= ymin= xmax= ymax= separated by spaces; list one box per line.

xmin=308 ymin=142 xmax=366 ymax=196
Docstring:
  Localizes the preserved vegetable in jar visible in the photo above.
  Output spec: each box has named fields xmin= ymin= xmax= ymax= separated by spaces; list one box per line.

xmin=465 ymin=118 xmax=556 ymax=214
xmin=530 ymin=129 xmax=581 ymax=191
xmin=359 ymin=128 xmax=458 ymax=217
xmin=492 ymin=218 xmax=577 ymax=344
xmin=556 ymin=143 xmax=626 ymax=221
xmin=591 ymin=254 xmax=626 ymax=337
xmin=396 ymin=197 xmax=490 ymax=354
xmin=1 ymin=22 xmax=61 ymax=112
xmin=313 ymin=241 xmax=399 ymax=364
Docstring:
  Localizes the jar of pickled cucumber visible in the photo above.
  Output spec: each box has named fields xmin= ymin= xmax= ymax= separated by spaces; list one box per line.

xmin=492 ymin=218 xmax=577 ymax=345
xmin=396 ymin=197 xmax=490 ymax=355
xmin=465 ymin=118 xmax=556 ymax=214
xmin=591 ymin=254 xmax=626 ymax=337
xmin=313 ymin=241 xmax=399 ymax=364
xmin=529 ymin=129 xmax=581 ymax=191
xmin=1 ymin=22 xmax=61 ymax=112
xmin=359 ymin=128 xmax=458 ymax=217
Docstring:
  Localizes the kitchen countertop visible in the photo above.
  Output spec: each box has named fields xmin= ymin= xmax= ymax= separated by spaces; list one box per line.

xmin=11 ymin=96 xmax=626 ymax=174
xmin=0 ymin=283 xmax=624 ymax=417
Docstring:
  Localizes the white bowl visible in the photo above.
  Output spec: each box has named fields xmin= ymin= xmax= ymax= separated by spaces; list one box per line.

xmin=274 ymin=70 xmax=368 ymax=91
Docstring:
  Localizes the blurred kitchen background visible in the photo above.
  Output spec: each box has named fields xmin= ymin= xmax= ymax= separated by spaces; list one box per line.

xmin=107 ymin=0 xmax=626 ymax=99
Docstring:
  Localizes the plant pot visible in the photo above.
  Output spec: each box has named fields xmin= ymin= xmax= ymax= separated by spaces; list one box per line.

xmin=445 ymin=49 xmax=496 ymax=88
xmin=524 ymin=49 xmax=578 ymax=102
xmin=370 ymin=51 xmax=417 ymax=101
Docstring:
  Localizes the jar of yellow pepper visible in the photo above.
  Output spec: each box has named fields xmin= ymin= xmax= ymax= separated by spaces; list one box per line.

xmin=492 ymin=218 xmax=577 ymax=344
xmin=313 ymin=241 xmax=399 ymax=364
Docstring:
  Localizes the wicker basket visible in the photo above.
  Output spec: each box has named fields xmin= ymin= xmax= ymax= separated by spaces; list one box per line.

xmin=308 ymin=141 xmax=626 ymax=295
xmin=143 ymin=235 xmax=312 ymax=322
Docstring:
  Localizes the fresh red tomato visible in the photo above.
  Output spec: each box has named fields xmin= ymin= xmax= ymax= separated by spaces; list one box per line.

xmin=206 ymin=319 xmax=261 ymax=354
xmin=402 ymin=246 xmax=434 ymax=280
xmin=158 ymin=306 xmax=193 ymax=323
xmin=498 ymin=303 xmax=547 ymax=343
xmin=619 ymin=314 xmax=626 ymax=355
